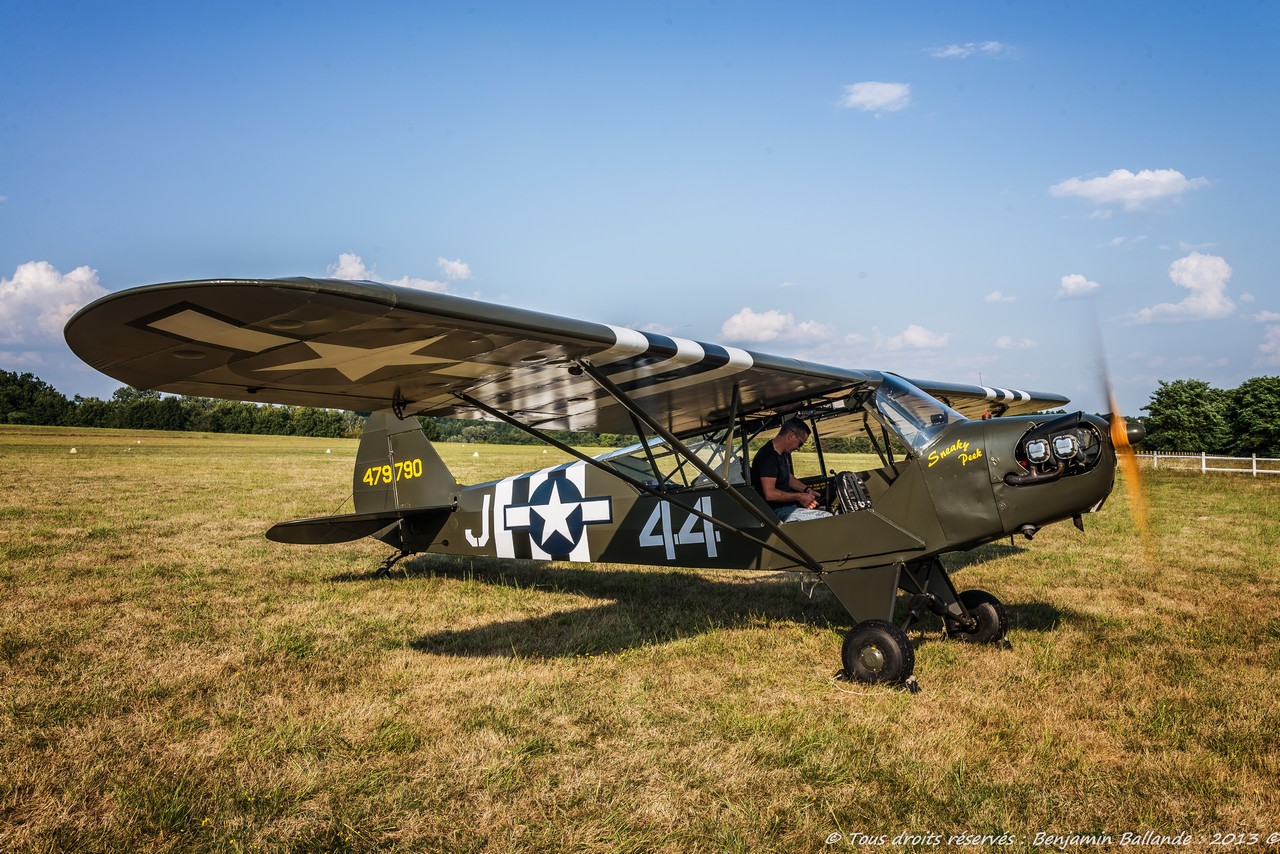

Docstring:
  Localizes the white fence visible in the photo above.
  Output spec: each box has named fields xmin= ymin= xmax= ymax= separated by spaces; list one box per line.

xmin=1138 ymin=451 xmax=1280 ymax=476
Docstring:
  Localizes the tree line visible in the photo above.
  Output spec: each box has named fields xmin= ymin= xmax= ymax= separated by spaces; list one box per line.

xmin=1 ymin=371 xmax=362 ymax=437
xmin=0 ymin=370 xmax=626 ymax=445
xmin=1140 ymin=377 xmax=1280 ymax=457
xmin=5 ymin=369 xmax=1277 ymax=455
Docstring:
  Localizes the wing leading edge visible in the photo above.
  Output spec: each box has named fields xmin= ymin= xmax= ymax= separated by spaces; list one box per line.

xmin=65 ymin=277 xmax=1068 ymax=437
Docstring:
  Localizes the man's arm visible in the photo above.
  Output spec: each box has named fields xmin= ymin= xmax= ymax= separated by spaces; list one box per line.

xmin=786 ymin=473 xmax=814 ymax=495
xmin=758 ymin=475 xmax=821 ymax=509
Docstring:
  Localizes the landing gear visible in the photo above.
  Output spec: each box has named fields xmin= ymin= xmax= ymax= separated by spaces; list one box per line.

xmin=826 ymin=564 xmax=1010 ymax=691
xmin=944 ymin=589 xmax=1009 ymax=645
xmin=840 ymin=619 xmax=915 ymax=687
xmin=374 ymin=550 xmax=415 ymax=578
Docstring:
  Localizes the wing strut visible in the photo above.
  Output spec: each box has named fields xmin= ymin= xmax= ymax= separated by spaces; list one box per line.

xmin=724 ymin=382 xmax=741 ymax=483
xmin=452 ymin=391 xmax=815 ymax=569
xmin=627 ymin=410 xmax=666 ymax=491
xmin=809 ymin=412 xmax=828 ymax=475
xmin=573 ymin=360 xmax=826 ymax=574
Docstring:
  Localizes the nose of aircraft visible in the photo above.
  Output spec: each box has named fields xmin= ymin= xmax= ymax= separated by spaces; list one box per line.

xmin=1125 ymin=420 xmax=1146 ymax=447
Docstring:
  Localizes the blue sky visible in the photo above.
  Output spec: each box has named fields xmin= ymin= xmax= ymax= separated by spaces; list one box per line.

xmin=3 ymin=0 xmax=1277 ymax=417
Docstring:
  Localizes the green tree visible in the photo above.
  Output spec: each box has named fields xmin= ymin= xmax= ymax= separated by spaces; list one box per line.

xmin=215 ymin=403 xmax=243 ymax=433
xmin=71 ymin=395 xmax=113 ymax=427
xmin=0 ymin=370 xmax=73 ymax=425
xmin=293 ymin=406 xmax=348 ymax=437
xmin=1228 ymin=376 xmax=1280 ymax=458
xmin=1140 ymin=379 xmax=1232 ymax=453
xmin=110 ymin=386 xmax=161 ymax=404
xmin=253 ymin=405 xmax=293 ymax=435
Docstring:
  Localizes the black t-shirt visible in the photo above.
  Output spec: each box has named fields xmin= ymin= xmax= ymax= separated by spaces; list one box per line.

xmin=751 ymin=442 xmax=794 ymax=509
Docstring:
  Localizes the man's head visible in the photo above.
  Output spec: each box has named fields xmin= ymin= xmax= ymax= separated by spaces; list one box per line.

xmin=776 ymin=419 xmax=810 ymax=451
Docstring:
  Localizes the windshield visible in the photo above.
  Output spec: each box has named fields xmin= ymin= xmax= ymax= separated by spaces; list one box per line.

xmin=871 ymin=374 xmax=966 ymax=453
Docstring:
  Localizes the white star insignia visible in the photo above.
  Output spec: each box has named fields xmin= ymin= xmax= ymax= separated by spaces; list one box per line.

xmin=533 ymin=483 xmax=578 ymax=544
xmin=257 ymin=336 xmax=452 ymax=381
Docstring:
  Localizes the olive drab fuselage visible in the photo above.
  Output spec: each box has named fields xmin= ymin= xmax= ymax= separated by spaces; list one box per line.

xmin=374 ymin=411 xmax=1118 ymax=578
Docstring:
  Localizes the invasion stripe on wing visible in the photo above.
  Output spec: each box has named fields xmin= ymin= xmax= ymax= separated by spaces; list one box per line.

xmin=561 ymin=341 xmax=753 ymax=419
xmin=462 ymin=324 xmax=732 ymax=410
xmin=601 ymin=332 xmax=706 ymax=383
xmin=426 ymin=323 xmax=756 ymax=421
xmin=980 ymin=386 xmax=1031 ymax=403
xmin=613 ymin=342 xmax=733 ymax=395
xmin=428 ymin=323 xmax=651 ymax=413
xmin=625 ymin=344 xmax=753 ymax=401
xmin=597 ymin=325 xmax=651 ymax=366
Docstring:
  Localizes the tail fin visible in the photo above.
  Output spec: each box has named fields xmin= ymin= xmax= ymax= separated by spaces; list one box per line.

xmin=354 ymin=412 xmax=459 ymax=513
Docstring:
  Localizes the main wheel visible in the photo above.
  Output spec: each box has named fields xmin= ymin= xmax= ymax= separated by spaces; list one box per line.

xmin=841 ymin=620 xmax=915 ymax=685
xmin=944 ymin=589 xmax=1008 ymax=644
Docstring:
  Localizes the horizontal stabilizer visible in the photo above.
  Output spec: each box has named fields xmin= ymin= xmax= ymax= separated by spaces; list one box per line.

xmin=266 ymin=507 xmax=451 ymax=545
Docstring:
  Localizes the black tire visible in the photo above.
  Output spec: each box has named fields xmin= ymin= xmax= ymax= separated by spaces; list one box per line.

xmin=944 ymin=589 xmax=1008 ymax=644
xmin=841 ymin=620 xmax=915 ymax=685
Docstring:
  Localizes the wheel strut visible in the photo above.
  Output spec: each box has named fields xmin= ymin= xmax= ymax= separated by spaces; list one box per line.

xmin=944 ymin=589 xmax=1010 ymax=646
xmin=374 ymin=550 xmax=415 ymax=578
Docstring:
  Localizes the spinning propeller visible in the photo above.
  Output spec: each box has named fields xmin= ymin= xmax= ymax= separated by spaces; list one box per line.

xmin=1097 ymin=339 xmax=1151 ymax=550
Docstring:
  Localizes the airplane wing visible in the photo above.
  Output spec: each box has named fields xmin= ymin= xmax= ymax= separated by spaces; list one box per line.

xmin=65 ymin=277 xmax=1068 ymax=437
xmin=907 ymin=378 xmax=1067 ymax=421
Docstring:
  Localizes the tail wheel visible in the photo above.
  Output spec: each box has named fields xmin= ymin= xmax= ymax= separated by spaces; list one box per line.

xmin=841 ymin=619 xmax=915 ymax=685
xmin=944 ymin=589 xmax=1008 ymax=644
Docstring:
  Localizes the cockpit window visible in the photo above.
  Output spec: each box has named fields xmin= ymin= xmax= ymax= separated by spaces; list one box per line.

xmin=870 ymin=374 xmax=966 ymax=454
xmin=598 ymin=435 xmax=746 ymax=489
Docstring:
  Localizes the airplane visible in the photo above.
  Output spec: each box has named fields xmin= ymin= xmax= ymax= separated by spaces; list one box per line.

xmin=64 ymin=277 xmax=1146 ymax=690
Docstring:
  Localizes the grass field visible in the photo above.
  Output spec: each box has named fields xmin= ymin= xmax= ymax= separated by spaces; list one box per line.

xmin=2 ymin=425 xmax=1278 ymax=852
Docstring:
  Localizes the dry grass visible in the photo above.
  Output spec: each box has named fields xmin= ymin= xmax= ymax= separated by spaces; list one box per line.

xmin=1 ymin=425 xmax=1277 ymax=852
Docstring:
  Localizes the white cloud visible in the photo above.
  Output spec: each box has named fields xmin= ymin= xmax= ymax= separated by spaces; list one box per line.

xmin=1 ymin=261 xmax=107 ymax=347
xmin=776 ymin=333 xmax=869 ymax=369
xmin=0 ymin=349 xmax=42 ymax=367
xmin=437 ymin=257 xmax=472 ymax=280
xmin=985 ymin=291 xmax=1016 ymax=303
xmin=1106 ymin=235 xmax=1147 ymax=248
xmin=995 ymin=336 xmax=1037 ymax=350
xmin=1057 ymin=273 xmax=1100 ymax=299
xmin=328 ymin=252 xmax=374 ymax=280
xmin=839 ymin=82 xmax=911 ymax=113
xmin=1132 ymin=251 xmax=1234 ymax=323
xmin=1258 ymin=325 xmax=1280 ymax=366
xmin=1049 ymin=168 xmax=1209 ymax=212
xmin=1252 ymin=310 xmax=1280 ymax=323
xmin=929 ymin=41 xmax=1014 ymax=59
xmin=882 ymin=324 xmax=948 ymax=351
xmin=719 ymin=307 xmax=832 ymax=343
xmin=328 ymin=252 xmax=453 ymax=293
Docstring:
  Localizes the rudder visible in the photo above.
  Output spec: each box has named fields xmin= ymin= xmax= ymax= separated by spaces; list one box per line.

xmin=354 ymin=412 xmax=459 ymax=513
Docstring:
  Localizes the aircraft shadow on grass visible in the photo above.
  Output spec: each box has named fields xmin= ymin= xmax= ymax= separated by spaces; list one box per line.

xmin=331 ymin=550 xmax=1072 ymax=660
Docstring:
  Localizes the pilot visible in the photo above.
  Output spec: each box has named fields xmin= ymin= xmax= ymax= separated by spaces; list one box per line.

xmin=751 ymin=420 xmax=832 ymax=522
